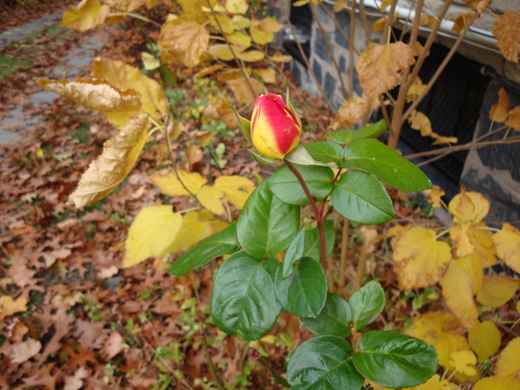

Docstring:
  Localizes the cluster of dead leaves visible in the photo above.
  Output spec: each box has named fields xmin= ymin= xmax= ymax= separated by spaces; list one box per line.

xmin=386 ymin=187 xmax=520 ymax=388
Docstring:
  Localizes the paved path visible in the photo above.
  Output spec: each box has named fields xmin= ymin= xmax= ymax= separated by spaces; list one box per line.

xmin=0 ymin=10 xmax=64 ymax=47
xmin=0 ymin=10 xmax=104 ymax=145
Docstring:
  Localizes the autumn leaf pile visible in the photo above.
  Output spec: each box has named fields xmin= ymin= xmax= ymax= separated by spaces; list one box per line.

xmin=1 ymin=0 xmax=520 ymax=389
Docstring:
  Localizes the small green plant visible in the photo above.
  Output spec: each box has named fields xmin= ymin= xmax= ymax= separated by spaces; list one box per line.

xmin=169 ymin=90 xmax=438 ymax=388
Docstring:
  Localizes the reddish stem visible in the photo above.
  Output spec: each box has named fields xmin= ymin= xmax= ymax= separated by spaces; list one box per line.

xmin=285 ymin=160 xmax=327 ymax=269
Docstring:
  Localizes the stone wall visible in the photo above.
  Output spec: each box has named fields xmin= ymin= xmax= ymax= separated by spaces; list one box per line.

xmin=461 ymin=80 xmax=520 ymax=226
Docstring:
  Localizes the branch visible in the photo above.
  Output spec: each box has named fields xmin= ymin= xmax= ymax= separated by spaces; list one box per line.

xmin=285 ymin=160 xmax=327 ymax=269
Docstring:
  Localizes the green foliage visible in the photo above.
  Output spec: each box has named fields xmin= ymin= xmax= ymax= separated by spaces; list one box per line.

xmin=210 ymin=251 xmax=281 ymax=340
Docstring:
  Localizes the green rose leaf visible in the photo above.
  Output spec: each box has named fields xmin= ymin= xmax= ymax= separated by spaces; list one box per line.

xmin=282 ymin=221 xmax=335 ymax=279
xmin=168 ymin=222 xmax=240 ymax=275
xmin=275 ymin=257 xmax=327 ymax=318
xmin=349 ymin=281 xmax=385 ymax=330
xmin=330 ymin=170 xmax=394 ymax=224
xmin=210 ymin=251 xmax=281 ymax=341
xmin=302 ymin=141 xmax=343 ymax=165
xmin=342 ymin=138 xmax=432 ymax=191
xmin=263 ymin=256 xmax=280 ymax=278
xmin=287 ymin=336 xmax=364 ymax=390
xmin=302 ymin=293 xmax=352 ymax=337
xmin=329 ymin=119 xmax=387 ymax=144
xmin=353 ymin=330 xmax=438 ymax=388
xmin=284 ymin=144 xmax=329 ymax=166
xmin=237 ymin=180 xmax=300 ymax=259
xmin=269 ymin=164 xmax=334 ymax=206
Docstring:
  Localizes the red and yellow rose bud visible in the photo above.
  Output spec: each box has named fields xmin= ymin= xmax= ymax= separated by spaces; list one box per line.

xmin=251 ymin=93 xmax=301 ymax=159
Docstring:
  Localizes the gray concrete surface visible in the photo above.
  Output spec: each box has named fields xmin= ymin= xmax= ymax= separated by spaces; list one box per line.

xmin=0 ymin=12 xmax=104 ymax=145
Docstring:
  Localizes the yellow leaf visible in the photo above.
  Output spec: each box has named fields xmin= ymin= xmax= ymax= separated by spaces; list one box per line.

xmin=193 ymin=130 xmax=214 ymax=148
xmin=232 ymin=14 xmax=251 ymax=29
xmin=495 ymin=337 xmax=520 ymax=380
xmin=177 ymin=0 xmax=212 ymax=22
xmin=392 ymin=227 xmax=451 ymax=290
xmin=150 ymin=171 xmax=207 ymax=197
xmin=253 ymin=68 xmax=276 ymax=84
xmin=61 ymin=0 xmax=109 ymax=31
xmin=225 ymin=0 xmax=249 ymax=14
xmin=159 ymin=17 xmax=209 ymax=67
xmin=333 ymin=0 xmax=346 ymax=12
xmin=408 ymin=110 xmax=432 ymax=137
xmin=226 ymin=76 xmax=263 ymax=104
xmin=198 ymin=211 xmax=229 ymax=237
xmin=69 ymin=114 xmax=150 ymax=208
xmin=372 ymin=16 xmax=397 ymax=32
xmin=214 ymin=175 xmax=255 ymax=209
xmin=465 ymin=223 xmax=496 ymax=268
xmin=440 ymin=256 xmax=482 ymax=329
xmin=378 ymin=0 xmax=392 ymax=11
xmin=423 ymin=185 xmax=445 ymax=208
xmin=37 ymin=78 xmax=142 ymax=128
xmin=407 ymin=311 xmax=469 ymax=367
xmin=256 ymin=17 xmax=284 ymax=33
xmin=448 ymin=188 xmax=489 ymax=223
xmin=489 ymin=87 xmax=510 ymax=123
xmin=462 ymin=0 xmax=491 ymax=16
xmin=249 ymin=17 xmax=282 ymax=45
xmin=103 ymin=0 xmax=158 ymax=11
xmin=451 ymin=13 xmax=475 ymax=33
xmin=91 ymin=58 xmax=168 ymax=123
xmin=0 ymin=296 xmax=28 ymax=320
xmin=449 ymin=222 xmax=475 ymax=258
xmin=493 ymin=223 xmax=520 ymax=274
xmin=473 ymin=376 xmax=520 ymax=390
xmin=250 ymin=25 xmax=273 ymax=45
xmin=207 ymin=44 xmax=243 ymax=61
xmin=165 ymin=212 xmax=205 ymax=253
xmin=407 ymin=78 xmax=427 ymax=102
xmin=123 ymin=206 xmax=183 ymax=267
xmin=356 ymin=42 xmax=415 ymax=98
xmin=332 ymin=97 xmax=378 ymax=129
xmin=448 ymin=350 xmax=478 ymax=376
xmin=468 ymin=320 xmax=501 ymax=363
xmin=419 ymin=14 xmax=437 ymax=29
xmin=185 ymin=145 xmax=203 ymax=168
xmin=225 ymin=31 xmax=251 ymax=46
xmin=431 ymin=134 xmax=458 ymax=145
xmin=493 ymin=10 xmax=520 ymax=63
xmin=476 ymin=274 xmax=520 ymax=307
xmin=505 ymin=106 xmax=520 ymax=131
xmin=211 ymin=13 xmax=234 ymax=34
xmin=193 ymin=64 xmax=225 ymax=79
xmin=141 ymin=52 xmax=160 ymax=70
xmin=406 ymin=374 xmax=460 ymax=390
xmin=270 ymin=51 xmax=293 ymax=62
xmin=202 ymin=98 xmax=238 ymax=129
xmin=197 ymin=185 xmax=225 ymax=215
xmin=236 ymin=50 xmax=265 ymax=62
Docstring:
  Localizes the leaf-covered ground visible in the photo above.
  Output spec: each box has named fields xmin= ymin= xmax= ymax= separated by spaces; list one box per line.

xmin=0 ymin=5 xmax=331 ymax=389
xmin=1 ymin=3 xmax=518 ymax=390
